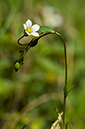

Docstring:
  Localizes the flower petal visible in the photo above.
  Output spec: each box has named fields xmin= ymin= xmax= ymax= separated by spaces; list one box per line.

xmin=23 ymin=24 xmax=27 ymax=30
xmin=31 ymin=24 xmax=40 ymax=32
xmin=31 ymin=32 xmax=39 ymax=37
xmin=25 ymin=31 xmax=31 ymax=36
xmin=26 ymin=19 xmax=32 ymax=28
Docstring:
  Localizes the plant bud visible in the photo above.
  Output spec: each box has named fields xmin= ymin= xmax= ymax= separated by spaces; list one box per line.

xmin=14 ymin=61 xmax=20 ymax=72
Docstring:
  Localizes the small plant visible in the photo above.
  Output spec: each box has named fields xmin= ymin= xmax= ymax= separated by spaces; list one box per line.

xmin=14 ymin=19 xmax=74 ymax=129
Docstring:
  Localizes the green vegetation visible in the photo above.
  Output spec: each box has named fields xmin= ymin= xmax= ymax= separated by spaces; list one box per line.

xmin=0 ymin=0 xmax=85 ymax=128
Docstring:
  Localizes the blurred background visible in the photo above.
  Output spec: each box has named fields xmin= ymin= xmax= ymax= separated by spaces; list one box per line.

xmin=0 ymin=0 xmax=85 ymax=128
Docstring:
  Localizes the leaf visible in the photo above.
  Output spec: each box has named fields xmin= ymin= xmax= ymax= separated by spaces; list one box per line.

xmin=67 ymin=85 xmax=75 ymax=95
xmin=39 ymin=26 xmax=54 ymax=33
xmin=21 ymin=125 xmax=27 ymax=129
xmin=66 ymin=122 xmax=74 ymax=129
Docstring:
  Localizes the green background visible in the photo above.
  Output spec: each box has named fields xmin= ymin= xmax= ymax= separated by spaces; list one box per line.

xmin=0 ymin=0 xmax=85 ymax=128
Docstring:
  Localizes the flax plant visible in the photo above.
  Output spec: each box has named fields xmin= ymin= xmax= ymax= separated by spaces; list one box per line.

xmin=14 ymin=19 xmax=74 ymax=129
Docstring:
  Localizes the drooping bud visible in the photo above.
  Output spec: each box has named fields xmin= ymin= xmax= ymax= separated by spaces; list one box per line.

xmin=29 ymin=38 xmax=38 ymax=47
xmin=14 ymin=61 xmax=20 ymax=72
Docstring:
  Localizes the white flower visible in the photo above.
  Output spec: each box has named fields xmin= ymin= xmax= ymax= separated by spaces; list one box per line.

xmin=23 ymin=19 xmax=40 ymax=37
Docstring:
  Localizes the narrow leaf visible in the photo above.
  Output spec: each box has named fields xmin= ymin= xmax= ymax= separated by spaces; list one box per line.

xmin=21 ymin=125 xmax=27 ymax=129
xmin=66 ymin=122 xmax=73 ymax=129
xmin=67 ymin=85 xmax=75 ymax=95
xmin=40 ymin=26 xmax=54 ymax=33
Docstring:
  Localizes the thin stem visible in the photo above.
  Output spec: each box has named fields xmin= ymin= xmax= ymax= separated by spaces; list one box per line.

xmin=36 ymin=32 xmax=67 ymax=128
xmin=55 ymin=32 xmax=67 ymax=128
xmin=31 ymin=32 xmax=67 ymax=127
xmin=17 ymin=35 xmax=32 ymax=46
xmin=55 ymin=32 xmax=67 ymax=87
xmin=17 ymin=32 xmax=67 ymax=128
xmin=17 ymin=35 xmax=25 ymax=45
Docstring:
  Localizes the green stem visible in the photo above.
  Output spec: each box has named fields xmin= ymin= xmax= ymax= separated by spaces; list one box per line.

xmin=17 ymin=32 xmax=67 ymax=128
xmin=17 ymin=35 xmax=31 ymax=46
xmin=37 ymin=32 xmax=67 ymax=128
xmin=55 ymin=32 xmax=67 ymax=129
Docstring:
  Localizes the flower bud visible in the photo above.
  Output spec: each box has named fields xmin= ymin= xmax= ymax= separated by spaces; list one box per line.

xmin=29 ymin=38 xmax=38 ymax=47
xmin=14 ymin=61 xmax=20 ymax=72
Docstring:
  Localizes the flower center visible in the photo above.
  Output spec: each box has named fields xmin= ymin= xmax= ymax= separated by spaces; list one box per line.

xmin=26 ymin=27 xmax=32 ymax=34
